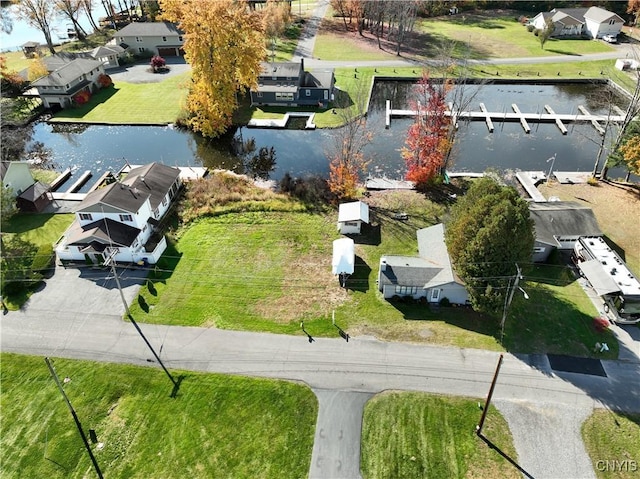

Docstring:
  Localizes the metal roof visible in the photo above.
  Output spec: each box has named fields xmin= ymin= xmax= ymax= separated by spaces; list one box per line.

xmin=116 ymin=21 xmax=183 ymax=37
xmin=338 ymin=201 xmax=369 ymax=223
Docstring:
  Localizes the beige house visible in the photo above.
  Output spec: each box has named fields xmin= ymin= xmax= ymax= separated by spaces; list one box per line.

xmin=116 ymin=21 xmax=184 ymax=57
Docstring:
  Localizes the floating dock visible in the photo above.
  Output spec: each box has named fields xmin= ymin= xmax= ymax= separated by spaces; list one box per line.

xmin=387 ymin=102 xmax=625 ymax=134
xmin=515 ymin=171 xmax=547 ymax=202
xmin=247 ymin=112 xmax=316 ymax=129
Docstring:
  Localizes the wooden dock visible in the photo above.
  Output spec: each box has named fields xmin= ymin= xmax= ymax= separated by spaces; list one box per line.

xmin=515 ymin=171 xmax=547 ymax=202
xmin=65 ymin=170 xmax=92 ymax=193
xmin=387 ymin=102 xmax=625 ymax=134
xmin=544 ymin=105 xmax=567 ymax=135
xmin=49 ymin=168 xmax=71 ymax=191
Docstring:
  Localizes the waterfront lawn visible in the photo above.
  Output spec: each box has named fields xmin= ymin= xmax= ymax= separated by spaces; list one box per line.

xmin=361 ymin=392 xmax=520 ymax=479
xmin=1 ymin=213 xmax=73 ymax=245
xmin=50 ymin=73 xmax=190 ymax=125
xmin=419 ymin=14 xmax=614 ymax=60
xmin=0 ymin=353 xmax=317 ymax=479
xmin=582 ymin=410 xmax=640 ymax=479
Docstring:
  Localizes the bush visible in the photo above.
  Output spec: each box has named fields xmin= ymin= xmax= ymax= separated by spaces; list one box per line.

xmin=31 ymin=243 xmax=54 ymax=273
xmin=534 ymin=28 xmax=540 ymax=36
xmin=98 ymin=73 xmax=113 ymax=88
xmin=587 ymin=177 xmax=599 ymax=186
xmin=150 ymin=55 xmax=167 ymax=73
xmin=527 ymin=24 xmax=535 ymax=32
xmin=439 ymin=296 xmax=451 ymax=307
xmin=73 ymin=90 xmax=91 ymax=105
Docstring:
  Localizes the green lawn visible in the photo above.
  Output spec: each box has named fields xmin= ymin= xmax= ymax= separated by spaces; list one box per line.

xmin=1 ymin=213 xmax=73 ymax=247
xmin=1 ymin=213 xmax=74 ymax=309
xmin=361 ymin=392 xmax=520 ymax=479
xmin=129 ymin=185 xmax=616 ymax=357
xmin=582 ymin=410 xmax=640 ymax=479
xmin=418 ymin=14 xmax=614 ymax=60
xmin=50 ymin=73 xmax=190 ymax=125
xmin=0 ymin=353 xmax=318 ymax=479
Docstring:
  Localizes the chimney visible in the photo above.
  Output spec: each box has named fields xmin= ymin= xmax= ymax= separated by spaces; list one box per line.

xmin=381 ymin=259 xmax=387 ymax=271
xmin=300 ymin=57 xmax=304 ymax=72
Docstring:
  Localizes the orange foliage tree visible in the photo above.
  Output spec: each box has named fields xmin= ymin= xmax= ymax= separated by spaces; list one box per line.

xmin=401 ymin=70 xmax=452 ymax=190
xmin=161 ymin=0 xmax=265 ymax=139
xmin=619 ymin=134 xmax=640 ymax=176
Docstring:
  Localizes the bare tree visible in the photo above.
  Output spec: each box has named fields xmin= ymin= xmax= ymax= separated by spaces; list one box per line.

xmin=326 ymin=79 xmax=375 ymax=199
xmin=56 ymin=0 xmax=89 ymax=41
xmin=80 ymin=0 xmax=101 ymax=32
xmin=0 ymin=4 xmax=13 ymax=34
xmin=386 ymin=0 xmax=418 ymax=56
xmin=14 ymin=0 xmax=57 ymax=54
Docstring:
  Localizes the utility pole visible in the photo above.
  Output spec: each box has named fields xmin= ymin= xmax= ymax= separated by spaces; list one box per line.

xmin=476 ymin=353 xmax=504 ymax=437
xmin=44 ymin=358 xmax=104 ymax=479
xmin=500 ymin=264 xmax=522 ymax=344
xmin=104 ymin=249 xmax=177 ymax=388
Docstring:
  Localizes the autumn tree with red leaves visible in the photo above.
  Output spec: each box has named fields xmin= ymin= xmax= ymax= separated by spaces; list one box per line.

xmin=401 ymin=71 xmax=452 ymax=190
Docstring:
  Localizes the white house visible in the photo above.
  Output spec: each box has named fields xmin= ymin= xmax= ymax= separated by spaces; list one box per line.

xmin=583 ymin=7 xmax=624 ymax=39
xmin=530 ymin=6 xmax=623 ymax=39
xmin=377 ymin=224 xmax=468 ymax=304
xmin=30 ymin=56 xmax=105 ymax=109
xmin=116 ymin=21 xmax=185 ymax=57
xmin=55 ymin=163 xmax=181 ymax=265
xmin=89 ymin=45 xmax=126 ymax=68
xmin=337 ymin=201 xmax=370 ymax=235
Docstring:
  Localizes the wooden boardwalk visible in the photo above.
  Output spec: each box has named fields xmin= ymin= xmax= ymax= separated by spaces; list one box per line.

xmin=387 ymin=102 xmax=625 ymax=135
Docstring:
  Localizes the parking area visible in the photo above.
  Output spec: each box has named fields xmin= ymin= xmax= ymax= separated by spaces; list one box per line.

xmin=107 ymin=56 xmax=191 ymax=84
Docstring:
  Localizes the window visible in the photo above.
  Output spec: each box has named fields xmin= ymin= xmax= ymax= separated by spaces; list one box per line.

xmin=138 ymin=47 xmax=145 ymax=53
xmin=119 ymin=214 xmax=133 ymax=222
xmin=534 ymin=246 xmax=546 ymax=253
xmin=324 ymin=90 xmax=328 ymax=100
xmin=162 ymin=197 xmax=167 ymax=207
xmin=275 ymin=92 xmax=294 ymax=101
xmin=162 ymin=36 xmax=167 ymax=41
xmin=257 ymin=91 xmax=263 ymax=98
xmin=79 ymin=213 xmax=92 ymax=221
xmin=136 ymin=36 xmax=142 ymax=42
xmin=142 ymin=225 xmax=147 ymax=233
xmin=179 ymin=36 xmax=183 ymax=42
xmin=305 ymin=89 xmax=311 ymax=96
xmin=395 ymin=286 xmax=418 ymax=295
xmin=153 ymin=208 xmax=159 ymax=218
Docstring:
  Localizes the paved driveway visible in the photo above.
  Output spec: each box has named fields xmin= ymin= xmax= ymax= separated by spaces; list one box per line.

xmin=12 ymin=264 xmax=147 ymax=321
xmin=107 ymin=57 xmax=191 ymax=84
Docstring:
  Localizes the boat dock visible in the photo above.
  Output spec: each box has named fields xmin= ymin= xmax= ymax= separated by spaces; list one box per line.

xmin=247 ymin=112 xmax=316 ymax=129
xmin=386 ymin=102 xmax=624 ymax=134
xmin=64 ymin=170 xmax=92 ymax=193
xmin=515 ymin=171 xmax=547 ymax=202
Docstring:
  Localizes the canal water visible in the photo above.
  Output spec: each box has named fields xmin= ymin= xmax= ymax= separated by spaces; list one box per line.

xmin=26 ymin=81 xmax=631 ymax=192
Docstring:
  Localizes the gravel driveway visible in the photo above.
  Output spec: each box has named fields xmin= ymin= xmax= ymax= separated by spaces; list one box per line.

xmin=107 ymin=57 xmax=191 ymax=84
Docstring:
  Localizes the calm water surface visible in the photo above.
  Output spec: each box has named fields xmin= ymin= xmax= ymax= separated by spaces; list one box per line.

xmin=28 ymin=82 xmax=632 ymax=192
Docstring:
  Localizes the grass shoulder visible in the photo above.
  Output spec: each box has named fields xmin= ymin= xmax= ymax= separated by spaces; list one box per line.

xmin=0 ymin=353 xmax=317 ymax=479
xmin=582 ymin=409 xmax=640 ymax=479
xmin=361 ymin=391 xmax=520 ymax=479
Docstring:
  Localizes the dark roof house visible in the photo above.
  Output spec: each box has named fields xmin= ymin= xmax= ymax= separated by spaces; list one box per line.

xmin=529 ymin=201 xmax=602 ymax=262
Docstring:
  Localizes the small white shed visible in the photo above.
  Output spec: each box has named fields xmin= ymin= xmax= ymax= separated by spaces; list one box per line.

xmin=332 ymin=237 xmax=355 ymax=275
xmin=337 ymin=201 xmax=369 ymax=235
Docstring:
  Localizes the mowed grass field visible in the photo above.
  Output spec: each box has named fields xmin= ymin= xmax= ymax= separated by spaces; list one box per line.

xmin=361 ymin=392 xmax=520 ymax=479
xmin=582 ymin=410 xmax=640 ymax=479
xmin=0 ymin=353 xmax=318 ymax=479
xmin=50 ymin=73 xmax=190 ymax=125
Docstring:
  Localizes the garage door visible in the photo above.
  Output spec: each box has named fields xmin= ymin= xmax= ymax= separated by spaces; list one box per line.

xmin=158 ymin=47 xmax=177 ymax=57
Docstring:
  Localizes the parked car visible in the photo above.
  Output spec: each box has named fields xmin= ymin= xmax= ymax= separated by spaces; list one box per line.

xmin=602 ymin=34 xmax=617 ymax=43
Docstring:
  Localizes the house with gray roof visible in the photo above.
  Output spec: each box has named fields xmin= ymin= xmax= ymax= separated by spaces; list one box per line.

xmin=55 ymin=163 xmax=181 ymax=265
xmin=530 ymin=6 xmax=623 ymax=39
xmin=30 ymin=56 xmax=105 ymax=109
xmin=529 ymin=201 xmax=602 ymax=262
xmin=116 ymin=21 xmax=184 ymax=57
xmin=378 ymin=223 xmax=468 ymax=304
xmin=251 ymin=59 xmax=335 ymax=108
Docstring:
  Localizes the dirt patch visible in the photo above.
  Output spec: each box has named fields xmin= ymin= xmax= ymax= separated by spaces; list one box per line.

xmin=537 ymin=181 xmax=640 ymax=274
xmin=252 ymin=247 xmax=348 ymax=322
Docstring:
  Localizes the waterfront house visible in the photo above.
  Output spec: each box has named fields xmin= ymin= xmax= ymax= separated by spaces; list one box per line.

xmin=115 ymin=21 xmax=184 ymax=57
xmin=30 ymin=56 xmax=105 ymax=109
xmin=1 ymin=161 xmax=51 ymax=213
xmin=529 ymin=201 xmax=602 ymax=262
xmin=251 ymin=59 xmax=335 ymax=108
xmin=378 ymin=224 xmax=468 ymax=304
xmin=55 ymin=163 xmax=181 ymax=265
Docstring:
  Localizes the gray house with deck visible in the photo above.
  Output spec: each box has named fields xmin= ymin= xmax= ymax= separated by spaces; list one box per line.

xmin=251 ymin=59 xmax=335 ymax=108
